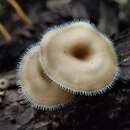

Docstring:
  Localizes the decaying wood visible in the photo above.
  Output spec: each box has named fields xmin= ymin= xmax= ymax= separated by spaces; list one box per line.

xmin=113 ymin=30 xmax=130 ymax=81
xmin=0 ymin=70 xmax=16 ymax=89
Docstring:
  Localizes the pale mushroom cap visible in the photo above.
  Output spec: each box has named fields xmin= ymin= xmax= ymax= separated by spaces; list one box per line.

xmin=0 ymin=79 xmax=9 ymax=89
xmin=39 ymin=21 xmax=119 ymax=95
xmin=17 ymin=45 xmax=73 ymax=110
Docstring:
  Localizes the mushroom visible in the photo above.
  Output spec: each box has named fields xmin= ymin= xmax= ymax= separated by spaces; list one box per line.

xmin=17 ymin=45 xmax=74 ymax=111
xmin=0 ymin=78 xmax=9 ymax=91
xmin=0 ymin=78 xmax=9 ymax=103
xmin=39 ymin=21 xmax=119 ymax=95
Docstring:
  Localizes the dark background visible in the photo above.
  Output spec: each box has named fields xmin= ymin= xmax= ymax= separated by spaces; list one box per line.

xmin=0 ymin=0 xmax=130 ymax=130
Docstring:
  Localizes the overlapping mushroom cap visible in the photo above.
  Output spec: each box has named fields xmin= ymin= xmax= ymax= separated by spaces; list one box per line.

xmin=39 ymin=21 xmax=119 ymax=95
xmin=17 ymin=45 xmax=73 ymax=110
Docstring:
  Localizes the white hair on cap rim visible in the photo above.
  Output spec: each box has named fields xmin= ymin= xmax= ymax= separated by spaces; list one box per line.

xmin=39 ymin=21 xmax=119 ymax=95
xmin=17 ymin=45 xmax=74 ymax=111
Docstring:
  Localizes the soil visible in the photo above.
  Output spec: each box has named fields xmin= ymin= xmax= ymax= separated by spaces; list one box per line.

xmin=0 ymin=0 xmax=130 ymax=130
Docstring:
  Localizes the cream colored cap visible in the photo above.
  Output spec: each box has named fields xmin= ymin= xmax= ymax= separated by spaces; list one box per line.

xmin=17 ymin=45 xmax=73 ymax=110
xmin=40 ymin=21 xmax=119 ymax=95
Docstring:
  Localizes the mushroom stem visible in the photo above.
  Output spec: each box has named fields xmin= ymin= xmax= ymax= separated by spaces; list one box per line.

xmin=0 ymin=23 xmax=12 ymax=42
xmin=7 ymin=0 xmax=32 ymax=25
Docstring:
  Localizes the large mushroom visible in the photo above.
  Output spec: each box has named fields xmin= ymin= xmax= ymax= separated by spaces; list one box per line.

xmin=17 ymin=45 xmax=74 ymax=110
xmin=39 ymin=21 xmax=119 ymax=95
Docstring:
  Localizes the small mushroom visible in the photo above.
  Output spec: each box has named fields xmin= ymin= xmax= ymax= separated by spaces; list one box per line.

xmin=0 ymin=78 xmax=9 ymax=103
xmin=39 ymin=21 xmax=119 ymax=95
xmin=17 ymin=45 xmax=74 ymax=111
xmin=0 ymin=78 xmax=9 ymax=90
xmin=0 ymin=78 xmax=9 ymax=95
